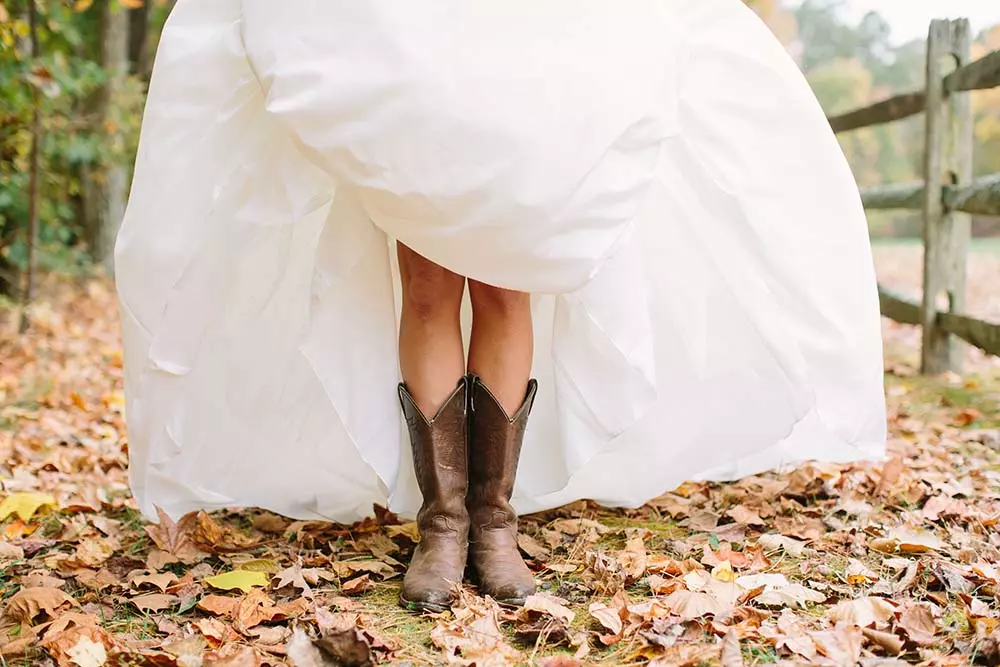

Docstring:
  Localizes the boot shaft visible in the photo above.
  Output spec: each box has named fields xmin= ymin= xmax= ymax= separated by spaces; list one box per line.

xmin=467 ymin=376 xmax=538 ymax=528
xmin=398 ymin=378 xmax=470 ymax=531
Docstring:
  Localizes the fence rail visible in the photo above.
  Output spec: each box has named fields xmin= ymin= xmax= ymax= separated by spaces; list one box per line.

xmin=861 ymin=174 xmax=1000 ymax=216
xmin=831 ymin=19 xmax=1000 ymax=373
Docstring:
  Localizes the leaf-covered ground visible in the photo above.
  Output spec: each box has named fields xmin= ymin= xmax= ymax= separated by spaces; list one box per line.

xmin=1 ymin=259 xmax=999 ymax=667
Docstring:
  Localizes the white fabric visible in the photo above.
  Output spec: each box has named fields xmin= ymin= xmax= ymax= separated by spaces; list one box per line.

xmin=116 ymin=0 xmax=887 ymax=523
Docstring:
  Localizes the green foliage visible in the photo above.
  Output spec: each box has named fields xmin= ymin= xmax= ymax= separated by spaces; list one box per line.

xmin=0 ymin=0 xmax=148 ymax=293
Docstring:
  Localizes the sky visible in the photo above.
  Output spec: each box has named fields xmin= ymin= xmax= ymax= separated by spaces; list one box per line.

xmin=788 ymin=0 xmax=1000 ymax=45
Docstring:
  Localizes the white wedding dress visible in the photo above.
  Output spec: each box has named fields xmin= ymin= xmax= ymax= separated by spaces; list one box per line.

xmin=116 ymin=0 xmax=887 ymax=523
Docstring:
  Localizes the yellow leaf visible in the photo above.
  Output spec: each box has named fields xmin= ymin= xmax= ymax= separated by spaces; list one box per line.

xmin=237 ymin=558 xmax=281 ymax=574
xmin=74 ymin=0 xmax=94 ymax=11
xmin=0 ymin=492 xmax=57 ymax=522
xmin=119 ymin=0 xmax=143 ymax=8
xmin=203 ymin=570 xmax=269 ymax=593
xmin=711 ymin=560 xmax=736 ymax=583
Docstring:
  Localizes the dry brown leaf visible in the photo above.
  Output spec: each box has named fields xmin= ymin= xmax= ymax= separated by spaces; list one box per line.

xmin=130 ymin=592 xmax=179 ymax=612
xmin=203 ymin=644 xmax=263 ymax=667
xmin=588 ymin=600 xmax=624 ymax=640
xmin=198 ymin=594 xmax=241 ymax=618
xmin=4 ymin=586 xmax=78 ymax=623
xmin=862 ymin=627 xmax=905 ymax=655
xmin=62 ymin=538 xmax=116 ymax=569
xmin=516 ymin=532 xmax=550 ymax=560
xmin=830 ymin=597 xmax=896 ymax=628
xmin=888 ymin=526 xmax=943 ymax=554
xmin=341 ymin=574 xmax=371 ymax=596
xmin=193 ymin=617 xmax=240 ymax=647
xmin=314 ymin=615 xmax=377 ymax=667
xmin=726 ymin=505 xmax=766 ymax=527
xmin=146 ymin=549 xmax=180 ymax=571
xmin=192 ymin=511 xmax=261 ymax=553
xmin=522 ymin=593 xmax=575 ymax=625
xmin=756 ymin=534 xmax=807 ymax=557
xmin=664 ymin=589 xmax=725 ymax=619
xmin=431 ymin=591 xmax=521 ymax=665
xmin=810 ymin=624 xmax=863 ymax=664
xmin=144 ymin=508 xmax=207 ymax=563
xmin=41 ymin=621 xmax=114 ymax=667
xmin=896 ymin=603 xmax=939 ymax=645
xmin=617 ymin=531 xmax=648 ymax=583
xmin=130 ymin=570 xmax=178 ymax=592
xmin=720 ymin=629 xmax=745 ymax=667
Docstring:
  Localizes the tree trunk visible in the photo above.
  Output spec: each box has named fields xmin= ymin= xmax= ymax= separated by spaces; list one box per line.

xmin=19 ymin=0 xmax=42 ymax=332
xmin=128 ymin=1 xmax=150 ymax=77
xmin=95 ymin=0 xmax=130 ymax=275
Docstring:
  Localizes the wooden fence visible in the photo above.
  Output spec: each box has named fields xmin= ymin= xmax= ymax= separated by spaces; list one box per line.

xmin=827 ymin=19 xmax=1000 ymax=374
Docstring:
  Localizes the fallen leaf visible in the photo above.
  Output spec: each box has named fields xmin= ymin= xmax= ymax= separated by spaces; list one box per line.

xmin=896 ymin=603 xmax=939 ymax=645
xmin=720 ymin=629 xmax=745 ymax=667
xmin=198 ymin=595 xmax=240 ymax=618
xmin=341 ymin=574 xmax=371 ymax=596
xmin=203 ymin=569 xmax=270 ymax=593
xmin=664 ymin=589 xmax=725 ymax=619
xmin=737 ymin=574 xmax=825 ymax=608
xmin=756 ymin=534 xmax=807 ymax=557
xmin=810 ymin=624 xmax=863 ymax=664
xmin=41 ymin=621 xmax=114 ymax=667
xmin=517 ymin=533 xmax=550 ymax=560
xmin=130 ymin=571 xmax=178 ymax=592
xmin=888 ymin=526 xmax=943 ymax=554
xmin=203 ymin=644 xmax=262 ymax=667
xmin=727 ymin=506 xmax=766 ymax=527
xmin=192 ymin=511 xmax=260 ymax=553
xmin=144 ymin=508 xmax=207 ymax=563
xmin=4 ymin=586 xmax=77 ymax=622
xmin=830 ymin=597 xmax=896 ymax=628
xmin=522 ymin=593 xmax=575 ymax=625
xmin=862 ymin=627 xmax=905 ymax=655
xmin=0 ymin=492 xmax=57 ymax=522
xmin=130 ymin=593 xmax=179 ymax=612
xmin=65 ymin=635 xmax=108 ymax=667
xmin=431 ymin=591 xmax=521 ymax=665
xmin=385 ymin=522 xmax=420 ymax=543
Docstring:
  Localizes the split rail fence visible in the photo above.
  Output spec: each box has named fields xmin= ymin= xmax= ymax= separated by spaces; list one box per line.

xmin=827 ymin=18 xmax=1000 ymax=373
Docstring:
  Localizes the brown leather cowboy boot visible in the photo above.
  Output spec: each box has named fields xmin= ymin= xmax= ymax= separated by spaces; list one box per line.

xmin=467 ymin=375 xmax=538 ymax=606
xmin=398 ymin=377 xmax=470 ymax=612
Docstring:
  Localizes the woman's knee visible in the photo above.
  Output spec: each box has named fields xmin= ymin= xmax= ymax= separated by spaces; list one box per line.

xmin=398 ymin=244 xmax=465 ymax=320
xmin=468 ymin=279 xmax=530 ymax=319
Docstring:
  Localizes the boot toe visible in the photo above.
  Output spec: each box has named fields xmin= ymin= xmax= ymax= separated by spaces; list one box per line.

xmin=399 ymin=585 xmax=454 ymax=613
xmin=481 ymin=577 xmax=536 ymax=606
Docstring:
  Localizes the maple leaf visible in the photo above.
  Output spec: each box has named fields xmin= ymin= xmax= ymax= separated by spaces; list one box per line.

xmin=144 ymin=507 xmax=206 ymax=564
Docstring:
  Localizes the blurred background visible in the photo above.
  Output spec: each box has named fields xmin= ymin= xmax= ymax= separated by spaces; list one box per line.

xmin=0 ymin=0 xmax=998 ymax=332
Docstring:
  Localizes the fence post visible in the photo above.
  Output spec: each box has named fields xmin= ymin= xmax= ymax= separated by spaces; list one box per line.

xmin=920 ymin=19 xmax=973 ymax=375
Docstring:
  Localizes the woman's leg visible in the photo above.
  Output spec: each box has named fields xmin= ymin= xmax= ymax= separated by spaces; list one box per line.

xmin=397 ymin=243 xmax=467 ymax=414
xmin=467 ymin=280 xmax=533 ymax=414
xmin=466 ymin=279 xmax=537 ymax=605
xmin=396 ymin=243 xmax=470 ymax=612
